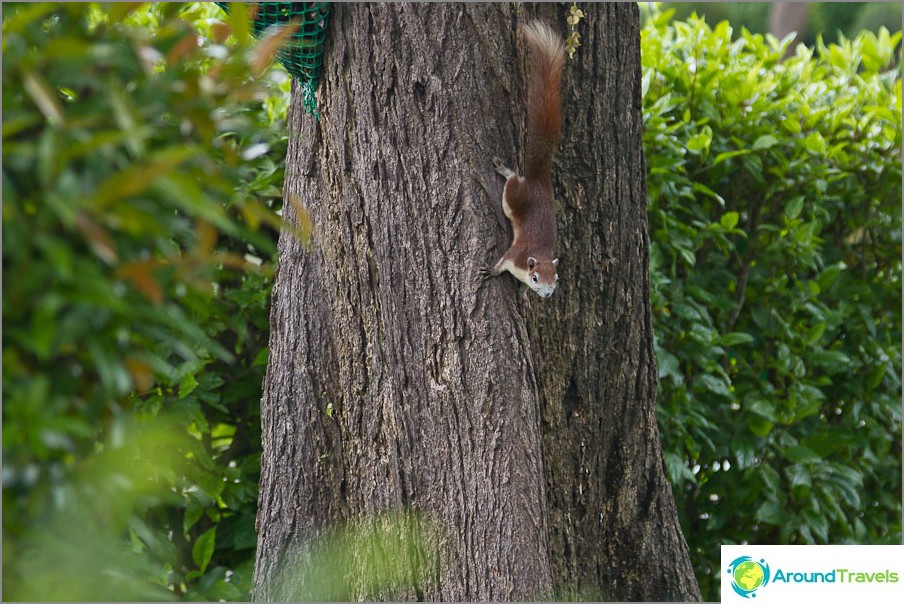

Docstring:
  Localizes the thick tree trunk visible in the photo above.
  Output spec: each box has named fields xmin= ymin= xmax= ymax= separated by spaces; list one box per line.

xmin=254 ymin=3 xmax=701 ymax=601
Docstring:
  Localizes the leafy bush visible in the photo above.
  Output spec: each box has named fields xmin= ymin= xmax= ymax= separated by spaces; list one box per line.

xmin=642 ymin=10 xmax=902 ymax=600
xmin=655 ymin=2 xmax=903 ymax=47
xmin=2 ymin=2 xmax=289 ymax=599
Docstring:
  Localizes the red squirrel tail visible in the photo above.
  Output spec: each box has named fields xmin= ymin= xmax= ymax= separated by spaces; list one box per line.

xmin=521 ymin=20 xmax=564 ymax=182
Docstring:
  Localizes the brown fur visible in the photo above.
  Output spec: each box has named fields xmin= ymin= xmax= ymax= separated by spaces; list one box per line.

xmin=482 ymin=21 xmax=564 ymax=299
xmin=522 ymin=20 xmax=564 ymax=181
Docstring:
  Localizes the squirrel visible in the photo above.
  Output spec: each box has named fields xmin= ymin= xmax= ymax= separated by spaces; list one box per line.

xmin=480 ymin=20 xmax=564 ymax=299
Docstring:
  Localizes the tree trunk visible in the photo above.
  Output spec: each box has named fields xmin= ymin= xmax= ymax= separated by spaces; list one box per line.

xmin=254 ymin=3 xmax=701 ymax=601
xmin=769 ymin=2 xmax=810 ymax=58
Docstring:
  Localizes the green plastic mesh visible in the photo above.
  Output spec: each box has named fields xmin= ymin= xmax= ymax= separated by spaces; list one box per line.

xmin=216 ymin=2 xmax=331 ymax=117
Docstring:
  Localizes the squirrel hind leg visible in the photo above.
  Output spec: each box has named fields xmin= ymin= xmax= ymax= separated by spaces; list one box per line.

xmin=492 ymin=156 xmax=516 ymax=180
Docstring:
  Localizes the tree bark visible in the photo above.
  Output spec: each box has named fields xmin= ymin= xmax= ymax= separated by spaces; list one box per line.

xmin=254 ymin=3 xmax=701 ymax=601
xmin=769 ymin=2 xmax=810 ymax=58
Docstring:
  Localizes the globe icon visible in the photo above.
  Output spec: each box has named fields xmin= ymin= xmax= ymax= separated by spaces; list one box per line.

xmin=728 ymin=556 xmax=771 ymax=598
xmin=733 ymin=560 xmax=765 ymax=592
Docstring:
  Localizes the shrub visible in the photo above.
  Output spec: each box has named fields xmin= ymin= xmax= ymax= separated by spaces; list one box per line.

xmin=2 ymin=3 xmax=288 ymax=599
xmin=642 ymin=10 xmax=902 ymax=600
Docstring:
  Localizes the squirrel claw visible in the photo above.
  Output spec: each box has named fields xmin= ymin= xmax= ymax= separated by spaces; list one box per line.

xmin=477 ymin=264 xmax=496 ymax=282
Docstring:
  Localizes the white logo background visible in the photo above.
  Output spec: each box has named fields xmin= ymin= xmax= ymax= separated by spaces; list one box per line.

xmin=721 ymin=545 xmax=904 ymax=603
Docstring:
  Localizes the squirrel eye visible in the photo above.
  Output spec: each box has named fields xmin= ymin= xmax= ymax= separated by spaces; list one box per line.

xmin=532 ymin=274 xmax=539 ymax=283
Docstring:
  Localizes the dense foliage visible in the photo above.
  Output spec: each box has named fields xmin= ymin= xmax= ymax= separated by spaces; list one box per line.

xmin=642 ymin=9 xmax=902 ymax=600
xmin=2 ymin=2 xmax=289 ymax=599
xmin=2 ymin=4 xmax=901 ymax=602
xmin=655 ymin=2 xmax=902 ymax=48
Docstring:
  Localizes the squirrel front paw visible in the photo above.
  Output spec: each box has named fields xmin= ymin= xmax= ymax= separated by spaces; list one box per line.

xmin=477 ymin=264 xmax=498 ymax=281
xmin=492 ymin=157 xmax=515 ymax=179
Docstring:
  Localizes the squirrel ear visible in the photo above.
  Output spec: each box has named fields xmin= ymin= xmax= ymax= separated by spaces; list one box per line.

xmin=552 ymin=258 xmax=559 ymax=267
xmin=527 ymin=257 xmax=537 ymax=269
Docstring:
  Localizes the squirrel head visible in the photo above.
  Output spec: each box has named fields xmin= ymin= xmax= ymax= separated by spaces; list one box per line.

xmin=527 ymin=256 xmax=559 ymax=298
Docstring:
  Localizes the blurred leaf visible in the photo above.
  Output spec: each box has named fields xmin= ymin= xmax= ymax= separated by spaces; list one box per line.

xmin=719 ymin=332 xmax=753 ymax=346
xmin=192 ymin=526 xmax=217 ymax=574
xmin=74 ymin=213 xmax=119 ymax=265
xmin=116 ymin=260 xmax=164 ymax=304
xmin=720 ymin=211 xmax=740 ymax=229
xmin=693 ymin=182 xmax=725 ymax=205
xmin=21 ymin=69 xmax=64 ymax=127
xmin=687 ymin=126 xmax=713 ymax=154
xmin=752 ymin=134 xmax=778 ymax=150
xmin=184 ymin=500 xmax=204 ymax=536
xmin=251 ymin=20 xmax=300 ymax=76
xmin=713 ymin=149 xmax=752 ymax=165
xmin=125 ymin=356 xmax=154 ymax=393
xmin=91 ymin=147 xmax=197 ymax=209
xmin=756 ymin=500 xmax=785 ymax=525
xmin=783 ymin=446 xmax=823 ymax=464
xmin=748 ymin=399 xmax=776 ymax=421
xmin=784 ymin=196 xmax=805 ymax=220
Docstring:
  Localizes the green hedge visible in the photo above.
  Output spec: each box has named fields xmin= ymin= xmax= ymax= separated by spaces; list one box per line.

xmin=2 ymin=3 xmax=287 ymax=600
xmin=643 ymin=10 xmax=902 ymax=600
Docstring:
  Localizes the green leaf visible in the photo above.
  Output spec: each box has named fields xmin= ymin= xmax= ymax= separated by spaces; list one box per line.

xmin=802 ymin=132 xmax=826 ymax=154
xmin=816 ymin=263 xmax=846 ymax=290
xmin=91 ymin=146 xmax=198 ymax=209
xmin=693 ymin=182 xmax=725 ymax=205
xmin=194 ymin=469 xmax=226 ymax=502
xmin=806 ymin=322 xmax=826 ymax=345
xmin=252 ymin=347 xmax=270 ymax=366
xmin=179 ymin=373 xmax=199 ymax=398
xmin=679 ymin=248 xmax=696 ymax=266
xmin=748 ymin=399 xmax=776 ymax=421
xmin=686 ymin=126 xmax=713 ymax=154
xmin=233 ymin=514 xmax=258 ymax=551
xmin=784 ymin=196 xmax=805 ymax=220
xmin=787 ymin=463 xmax=812 ymax=489
xmin=752 ymin=134 xmax=778 ymax=150
xmin=664 ymin=451 xmax=697 ymax=483
xmin=720 ymin=332 xmax=753 ymax=346
xmin=802 ymin=508 xmax=828 ymax=542
xmin=697 ymin=374 xmax=731 ymax=398
xmin=783 ymin=446 xmax=822 ymax=464
xmin=735 ymin=440 xmax=756 ymax=470
xmin=192 ymin=526 xmax=217 ymax=574
xmin=760 ymin=463 xmax=782 ymax=494
xmin=809 ymin=349 xmax=851 ymax=373
xmin=184 ymin=501 xmax=204 ymax=536
xmin=720 ymin=211 xmax=740 ymax=229
xmin=755 ymin=500 xmax=785 ymax=526
xmin=748 ymin=416 xmax=774 ymax=437
xmin=714 ymin=149 xmax=752 ymax=165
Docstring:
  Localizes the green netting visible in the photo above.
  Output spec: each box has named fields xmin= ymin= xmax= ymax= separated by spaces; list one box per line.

xmin=216 ymin=2 xmax=331 ymax=117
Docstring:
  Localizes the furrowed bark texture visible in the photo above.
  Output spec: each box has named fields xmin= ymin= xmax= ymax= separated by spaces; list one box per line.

xmin=254 ymin=3 xmax=701 ymax=602
xmin=536 ymin=4 xmax=702 ymax=601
